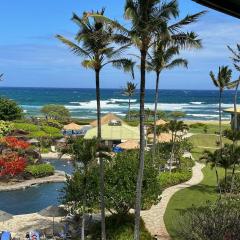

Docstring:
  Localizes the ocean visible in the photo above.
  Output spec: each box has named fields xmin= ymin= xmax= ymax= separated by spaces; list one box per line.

xmin=0 ymin=87 xmax=237 ymax=121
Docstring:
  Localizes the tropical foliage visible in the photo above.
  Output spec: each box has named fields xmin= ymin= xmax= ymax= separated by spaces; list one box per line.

xmin=41 ymin=104 xmax=70 ymax=120
xmin=0 ymin=97 xmax=23 ymax=121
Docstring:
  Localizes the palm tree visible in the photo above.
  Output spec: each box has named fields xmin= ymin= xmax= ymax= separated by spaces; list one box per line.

xmin=56 ymin=9 xmax=134 ymax=240
xmin=87 ymin=2 xmax=204 ymax=238
xmin=210 ymin=66 xmax=232 ymax=148
xmin=165 ymin=120 xmax=189 ymax=172
xmin=146 ymin=42 xmax=188 ymax=157
xmin=202 ymin=144 xmax=237 ymax=186
xmin=228 ymin=44 xmax=240 ymax=193
xmin=62 ymin=137 xmax=97 ymax=240
xmin=123 ymin=81 xmax=137 ymax=121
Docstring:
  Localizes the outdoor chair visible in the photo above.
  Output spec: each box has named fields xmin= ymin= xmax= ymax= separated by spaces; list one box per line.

xmin=0 ymin=231 xmax=11 ymax=240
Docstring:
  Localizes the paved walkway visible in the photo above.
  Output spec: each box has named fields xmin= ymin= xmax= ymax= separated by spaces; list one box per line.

xmin=141 ymin=162 xmax=205 ymax=239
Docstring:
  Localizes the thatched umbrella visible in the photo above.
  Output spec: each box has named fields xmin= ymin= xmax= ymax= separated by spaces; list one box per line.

xmin=38 ymin=206 xmax=67 ymax=234
xmin=156 ymin=119 xmax=167 ymax=126
xmin=117 ymin=140 xmax=139 ymax=150
xmin=63 ymin=123 xmax=82 ymax=131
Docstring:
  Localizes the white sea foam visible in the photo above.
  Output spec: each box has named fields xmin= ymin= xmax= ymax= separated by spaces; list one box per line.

xmin=109 ymin=98 xmax=137 ymax=103
xmin=190 ymin=102 xmax=204 ymax=105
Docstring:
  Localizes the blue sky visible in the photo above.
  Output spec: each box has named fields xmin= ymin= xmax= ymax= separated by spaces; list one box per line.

xmin=0 ymin=0 xmax=239 ymax=90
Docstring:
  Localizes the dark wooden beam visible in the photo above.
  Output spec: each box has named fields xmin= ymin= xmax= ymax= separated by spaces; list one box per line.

xmin=193 ymin=0 xmax=240 ymax=19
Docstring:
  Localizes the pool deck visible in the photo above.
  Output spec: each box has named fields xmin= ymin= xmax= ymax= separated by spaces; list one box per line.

xmin=0 ymin=171 xmax=67 ymax=192
xmin=0 ymin=213 xmax=63 ymax=239
xmin=41 ymin=152 xmax=71 ymax=160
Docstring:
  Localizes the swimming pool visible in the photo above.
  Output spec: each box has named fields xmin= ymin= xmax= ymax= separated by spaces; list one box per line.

xmin=0 ymin=160 xmax=73 ymax=215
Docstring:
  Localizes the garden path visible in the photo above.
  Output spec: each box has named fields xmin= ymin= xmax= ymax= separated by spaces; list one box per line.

xmin=141 ymin=162 xmax=205 ymax=239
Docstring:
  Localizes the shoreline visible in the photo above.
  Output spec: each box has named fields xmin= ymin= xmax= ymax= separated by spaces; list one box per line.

xmin=0 ymin=170 xmax=67 ymax=192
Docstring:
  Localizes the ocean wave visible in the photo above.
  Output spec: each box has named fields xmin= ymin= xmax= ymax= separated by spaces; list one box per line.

xmin=109 ymin=98 xmax=137 ymax=103
xmin=190 ymin=102 xmax=205 ymax=105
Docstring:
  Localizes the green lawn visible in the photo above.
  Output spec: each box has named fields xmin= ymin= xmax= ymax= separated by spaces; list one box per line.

xmin=164 ymin=165 xmax=224 ymax=240
xmin=188 ymin=122 xmax=229 ymax=134
xmin=189 ymin=134 xmax=232 ymax=160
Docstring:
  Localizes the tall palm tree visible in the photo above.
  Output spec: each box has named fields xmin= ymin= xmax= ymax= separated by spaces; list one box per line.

xmin=210 ymin=66 xmax=232 ymax=148
xmin=209 ymin=66 xmax=232 ymax=196
xmin=123 ymin=81 xmax=137 ymax=121
xmin=88 ymin=2 xmax=204 ymax=238
xmin=146 ymin=42 xmax=188 ymax=157
xmin=56 ymin=9 xmax=134 ymax=240
xmin=228 ymin=44 xmax=240 ymax=193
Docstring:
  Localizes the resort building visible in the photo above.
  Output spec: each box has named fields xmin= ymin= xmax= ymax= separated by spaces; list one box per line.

xmin=224 ymin=108 xmax=240 ymax=131
xmin=84 ymin=121 xmax=139 ymax=148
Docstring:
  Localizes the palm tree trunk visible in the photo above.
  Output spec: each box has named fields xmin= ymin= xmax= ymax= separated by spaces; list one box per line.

xmin=95 ymin=69 xmax=106 ymax=240
xmin=231 ymin=82 xmax=239 ymax=193
xmin=219 ymin=90 xmax=223 ymax=147
xmin=81 ymin=176 xmax=87 ymax=240
xmin=128 ymin=96 xmax=131 ymax=121
xmin=169 ymin=132 xmax=176 ymax=173
xmin=134 ymin=49 xmax=147 ymax=240
xmin=153 ymin=72 xmax=160 ymax=159
xmin=216 ymin=89 xmax=222 ymax=196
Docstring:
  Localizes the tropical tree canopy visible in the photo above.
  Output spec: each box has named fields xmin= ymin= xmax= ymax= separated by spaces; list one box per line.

xmin=0 ymin=98 xmax=23 ymax=121
xmin=41 ymin=104 xmax=70 ymax=120
xmin=56 ymin=9 xmax=134 ymax=76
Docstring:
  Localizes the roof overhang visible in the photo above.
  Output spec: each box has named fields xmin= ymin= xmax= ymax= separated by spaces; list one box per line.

xmin=192 ymin=0 xmax=240 ymax=19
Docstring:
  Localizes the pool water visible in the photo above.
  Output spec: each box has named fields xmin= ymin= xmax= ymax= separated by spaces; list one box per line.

xmin=0 ymin=160 xmax=73 ymax=215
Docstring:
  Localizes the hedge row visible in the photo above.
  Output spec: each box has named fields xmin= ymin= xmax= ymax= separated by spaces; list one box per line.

xmin=25 ymin=164 xmax=55 ymax=178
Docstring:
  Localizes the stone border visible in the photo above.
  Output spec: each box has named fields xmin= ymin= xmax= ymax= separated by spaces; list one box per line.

xmin=141 ymin=162 xmax=205 ymax=240
xmin=0 ymin=171 xmax=67 ymax=192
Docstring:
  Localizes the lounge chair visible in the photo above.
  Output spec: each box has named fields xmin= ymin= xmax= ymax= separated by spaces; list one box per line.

xmin=1 ymin=231 xmax=11 ymax=240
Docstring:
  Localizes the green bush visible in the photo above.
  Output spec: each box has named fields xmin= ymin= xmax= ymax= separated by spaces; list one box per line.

xmin=158 ymin=170 xmax=192 ymax=190
xmin=175 ymin=197 xmax=240 ymax=240
xmin=180 ymin=157 xmax=195 ymax=170
xmin=0 ymin=98 xmax=23 ymax=121
xmin=189 ymin=123 xmax=206 ymax=128
xmin=25 ymin=164 xmax=54 ymax=178
xmin=89 ymin=214 xmax=153 ymax=240
xmin=220 ymin=173 xmax=240 ymax=194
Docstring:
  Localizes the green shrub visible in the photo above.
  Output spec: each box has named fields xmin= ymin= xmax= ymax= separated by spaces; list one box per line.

xmin=220 ymin=173 xmax=240 ymax=194
xmin=190 ymin=123 xmax=206 ymax=128
xmin=28 ymin=131 xmax=48 ymax=138
xmin=175 ymin=197 xmax=240 ymax=240
xmin=25 ymin=164 xmax=54 ymax=178
xmin=89 ymin=214 xmax=153 ymax=240
xmin=0 ymin=98 xmax=23 ymax=121
xmin=180 ymin=157 xmax=195 ymax=170
xmin=158 ymin=170 xmax=192 ymax=190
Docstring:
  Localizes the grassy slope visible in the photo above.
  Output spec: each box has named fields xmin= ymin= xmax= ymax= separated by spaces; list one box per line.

xmin=164 ymin=166 xmax=224 ymax=239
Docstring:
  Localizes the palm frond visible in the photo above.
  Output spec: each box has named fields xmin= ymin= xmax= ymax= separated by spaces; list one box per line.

xmin=171 ymin=32 xmax=202 ymax=49
xmin=169 ymin=11 xmax=206 ymax=33
xmin=165 ymin=58 xmax=188 ymax=70
xmin=109 ymin=58 xmax=135 ymax=79
xmin=56 ymin=35 xmax=91 ymax=58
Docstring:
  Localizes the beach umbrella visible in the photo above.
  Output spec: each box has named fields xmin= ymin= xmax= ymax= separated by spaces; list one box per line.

xmin=38 ymin=205 xmax=67 ymax=235
xmin=0 ymin=211 xmax=13 ymax=222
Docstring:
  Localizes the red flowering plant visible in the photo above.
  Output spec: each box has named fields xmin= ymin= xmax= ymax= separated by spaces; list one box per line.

xmin=0 ymin=153 xmax=26 ymax=177
xmin=0 ymin=137 xmax=30 ymax=178
xmin=4 ymin=137 xmax=30 ymax=150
